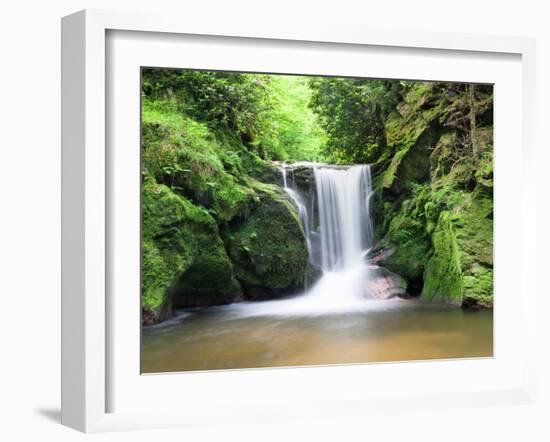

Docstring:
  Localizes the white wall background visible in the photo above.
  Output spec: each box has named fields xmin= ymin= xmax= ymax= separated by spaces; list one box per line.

xmin=0 ymin=1 xmax=547 ymax=440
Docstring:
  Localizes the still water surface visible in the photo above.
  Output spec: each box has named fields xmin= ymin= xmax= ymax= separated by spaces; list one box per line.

xmin=141 ymin=299 xmax=493 ymax=373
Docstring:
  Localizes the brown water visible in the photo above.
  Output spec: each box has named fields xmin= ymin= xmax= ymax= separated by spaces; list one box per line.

xmin=141 ymin=299 xmax=493 ymax=373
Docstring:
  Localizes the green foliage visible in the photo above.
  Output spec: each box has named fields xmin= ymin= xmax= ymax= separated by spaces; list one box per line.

xmin=309 ymin=77 xmax=402 ymax=163
xmin=142 ymin=69 xmax=327 ymax=162
xmin=142 ymin=99 xmax=256 ymax=222
xmin=260 ymin=75 xmax=327 ymax=161
xmin=142 ymin=68 xmax=272 ymax=144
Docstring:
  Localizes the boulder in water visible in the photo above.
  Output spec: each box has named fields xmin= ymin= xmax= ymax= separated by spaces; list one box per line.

xmin=225 ymin=187 xmax=310 ymax=300
xmin=142 ymin=180 xmax=242 ymax=324
xmin=365 ymin=265 xmax=408 ymax=299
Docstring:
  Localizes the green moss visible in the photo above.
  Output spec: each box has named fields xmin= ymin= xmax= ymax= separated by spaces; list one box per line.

xmin=421 ymin=211 xmax=463 ymax=305
xmin=225 ymin=188 xmax=309 ymax=298
xmin=141 ymin=179 xmax=241 ymax=323
xmin=173 ymin=247 xmax=241 ymax=308
xmin=142 ymin=99 xmax=256 ymax=223
xmin=371 ymin=83 xmax=493 ymax=308
xmin=463 ymin=266 xmax=493 ymax=308
xmin=142 ymin=240 xmax=175 ymax=312
xmin=403 ymin=82 xmax=432 ymax=109
xmin=383 ymin=213 xmax=431 ymax=285
xmin=454 ymin=187 xmax=493 ymax=267
xmin=384 ymin=185 xmax=493 ymax=307
xmin=430 ymin=132 xmax=455 ymax=179
xmin=141 ymin=180 xmax=194 ymax=318
xmin=376 ymin=85 xmax=493 ymax=308
xmin=377 ymin=106 xmax=441 ymax=194
xmin=475 ymin=141 xmax=494 ymax=189
xmin=453 ymin=187 xmax=494 ymax=307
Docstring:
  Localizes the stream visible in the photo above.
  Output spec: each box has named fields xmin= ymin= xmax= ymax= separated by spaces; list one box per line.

xmin=142 ymin=300 xmax=493 ymax=373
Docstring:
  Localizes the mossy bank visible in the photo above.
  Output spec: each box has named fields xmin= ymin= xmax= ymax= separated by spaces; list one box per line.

xmin=140 ymin=73 xmax=314 ymax=324
xmin=373 ymin=82 xmax=493 ymax=308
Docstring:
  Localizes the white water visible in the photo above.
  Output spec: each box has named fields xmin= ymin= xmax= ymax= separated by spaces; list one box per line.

xmin=281 ymin=166 xmax=312 ymax=255
xmin=234 ymin=164 xmax=376 ymax=317
xmin=314 ymin=166 xmax=373 ymax=271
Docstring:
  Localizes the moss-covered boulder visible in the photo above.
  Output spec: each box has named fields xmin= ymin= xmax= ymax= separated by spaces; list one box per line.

xmin=380 ymin=230 xmax=431 ymax=295
xmin=372 ymin=82 xmax=493 ymax=308
xmin=419 ymin=188 xmax=493 ymax=308
xmin=462 ymin=266 xmax=493 ymax=308
xmin=142 ymin=179 xmax=241 ymax=324
xmin=421 ymin=211 xmax=463 ymax=305
xmin=225 ymin=186 xmax=309 ymax=299
xmin=376 ymin=190 xmax=433 ymax=295
xmin=454 ymin=187 xmax=493 ymax=307
xmin=376 ymin=85 xmax=445 ymax=196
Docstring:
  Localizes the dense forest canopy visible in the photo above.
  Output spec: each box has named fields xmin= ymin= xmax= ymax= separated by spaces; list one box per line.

xmin=142 ymin=69 xmax=327 ymax=162
xmin=141 ymin=68 xmax=493 ymax=325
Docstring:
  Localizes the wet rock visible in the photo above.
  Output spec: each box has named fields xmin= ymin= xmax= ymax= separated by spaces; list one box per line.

xmin=225 ymin=187 xmax=310 ymax=299
xmin=365 ymin=265 xmax=407 ymax=299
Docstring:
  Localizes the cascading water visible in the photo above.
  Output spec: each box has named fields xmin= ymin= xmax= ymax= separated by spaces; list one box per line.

xmin=281 ymin=165 xmax=312 ymax=257
xmin=234 ymin=163 xmax=377 ymax=316
xmin=314 ymin=166 xmax=374 ymax=272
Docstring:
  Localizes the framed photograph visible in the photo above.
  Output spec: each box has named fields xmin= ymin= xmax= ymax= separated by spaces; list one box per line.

xmin=61 ymin=9 xmax=537 ymax=432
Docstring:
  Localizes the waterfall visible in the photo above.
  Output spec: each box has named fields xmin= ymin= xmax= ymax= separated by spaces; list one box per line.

xmin=281 ymin=166 xmax=312 ymax=256
xmin=281 ymin=163 xmax=373 ymax=273
xmin=234 ymin=163 xmax=376 ymax=317
xmin=314 ymin=166 xmax=374 ymax=272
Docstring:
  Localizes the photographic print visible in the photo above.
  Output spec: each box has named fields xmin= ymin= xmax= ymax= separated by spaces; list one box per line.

xmin=140 ymin=68 xmax=493 ymax=373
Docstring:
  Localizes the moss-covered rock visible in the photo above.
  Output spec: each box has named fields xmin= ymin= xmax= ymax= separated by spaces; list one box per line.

xmin=417 ymin=188 xmax=493 ymax=308
xmin=373 ymin=83 xmax=493 ymax=308
xmin=376 ymin=85 xmax=445 ymax=196
xmin=454 ymin=187 xmax=493 ymax=307
xmin=421 ymin=211 xmax=463 ymax=305
xmin=141 ymin=240 xmax=177 ymax=325
xmin=380 ymin=214 xmax=431 ymax=295
xmin=384 ymin=122 xmax=440 ymax=196
xmin=454 ymin=187 xmax=493 ymax=267
xmin=225 ymin=186 xmax=309 ymax=299
xmin=141 ymin=179 xmax=241 ymax=324
xmin=462 ymin=266 xmax=493 ymax=308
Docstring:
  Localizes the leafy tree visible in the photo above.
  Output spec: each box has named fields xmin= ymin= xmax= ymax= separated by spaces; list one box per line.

xmin=309 ymin=78 xmax=402 ymax=164
xmin=260 ymin=75 xmax=327 ymax=161
xmin=142 ymin=69 xmax=273 ymax=148
xmin=142 ymin=69 xmax=329 ymax=162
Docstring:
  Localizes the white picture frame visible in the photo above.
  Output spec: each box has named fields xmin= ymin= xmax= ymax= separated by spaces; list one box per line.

xmin=61 ymin=9 xmax=538 ymax=433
